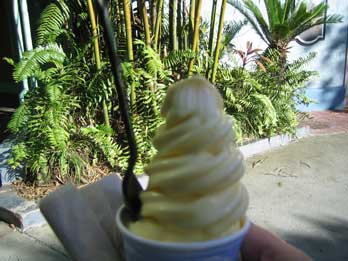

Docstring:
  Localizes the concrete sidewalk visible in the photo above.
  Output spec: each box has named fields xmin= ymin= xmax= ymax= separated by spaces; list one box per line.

xmin=1 ymin=133 xmax=347 ymax=260
xmin=244 ymin=133 xmax=348 ymax=260
xmin=0 ymin=223 xmax=70 ymax=260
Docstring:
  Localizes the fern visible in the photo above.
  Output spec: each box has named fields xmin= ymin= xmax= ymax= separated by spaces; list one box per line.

xmin=36 ymin=2 xmax=70 ymax=45
xmin=13 ymin=44 xmax=66 ymax=82
xmin=8 ymin=103 xmax=29 ymax=133
xmin=135 ymin=40 xmax=171 ymax=80
xmin=164 ymin=49 xmax=195 ymax=71
xmin=81 ymin=125 xmax=124 ymax=168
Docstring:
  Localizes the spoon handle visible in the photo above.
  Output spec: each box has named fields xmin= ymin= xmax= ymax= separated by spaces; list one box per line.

xmin=94 ymin=0 xmax=142 ymax=216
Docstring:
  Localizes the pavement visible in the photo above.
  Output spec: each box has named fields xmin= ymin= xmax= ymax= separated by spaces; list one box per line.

xmin=0 ymin=224 xmax=69 ymax=260
xmin=244 ymin=133 xmax=348 ymax=260
xmin=1 ymin=133 xmax=348 ymax=260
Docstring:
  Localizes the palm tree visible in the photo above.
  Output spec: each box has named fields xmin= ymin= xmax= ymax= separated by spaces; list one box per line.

xmin=227 ymin=0 xmax=342 ymax=65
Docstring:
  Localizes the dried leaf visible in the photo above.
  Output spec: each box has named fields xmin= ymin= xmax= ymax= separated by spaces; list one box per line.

xmin=255 ymin=60 xmax=266 ymax=72
xmin=259 ymin=55 xmax=272 ymax=63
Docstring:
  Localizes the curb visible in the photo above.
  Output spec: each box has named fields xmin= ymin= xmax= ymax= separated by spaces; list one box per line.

xmin=239 ymin=126 xmax=311 ymax=158
xmin=0 ymin=185 xmax=46 ymax=231
xmin=0 ymin=126 xmax=311 ymax=230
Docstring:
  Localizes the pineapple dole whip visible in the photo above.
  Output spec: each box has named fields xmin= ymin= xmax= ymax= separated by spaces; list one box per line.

xmin=130 ymin=76 xmax=249 ymax=242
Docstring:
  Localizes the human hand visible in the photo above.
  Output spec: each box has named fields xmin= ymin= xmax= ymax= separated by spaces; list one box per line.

xmin=241 ymin=223 xmax=312 ymax=261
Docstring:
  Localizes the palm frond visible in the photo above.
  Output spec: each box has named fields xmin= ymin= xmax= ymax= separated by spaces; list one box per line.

xmin=227 ymin=0 xmax=270 ymax=45
xmin=222 ymin=19 xmax=248 ymax=50
xmin=281 ymin=0 xmax=296 ymax=23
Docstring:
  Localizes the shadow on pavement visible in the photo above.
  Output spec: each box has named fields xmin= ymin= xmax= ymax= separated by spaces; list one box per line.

xmin=281 ymin=215 xmax=348 ymax=261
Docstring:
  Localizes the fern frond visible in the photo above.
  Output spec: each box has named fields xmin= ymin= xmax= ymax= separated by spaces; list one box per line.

xmin=46 ymin=126 xmax=69 ymax=150
xmin=13 ymin=43 xmax=66 ymax=82
xmin=81 ymin=125 xmax=122 ymax=167
xmin=31 ymin=153 xmax=49 ymax=179
xmin=8 ymin=103 xmax=29 ymax=133
xmin=36 ymin=2 xmax=69 ymax=45
xmin=45 ymin=84 xmax=62 ymax=103
xmin=164 ymin=49 xmax=195 ymax=69
xmin=135 ymin=40 xmax=169 ymax=80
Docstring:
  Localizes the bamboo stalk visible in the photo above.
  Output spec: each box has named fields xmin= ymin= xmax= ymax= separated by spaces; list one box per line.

xmin=153 ymin=0 xmax=164 ymax=51
xmin=87 ymin=0 xmax=110 ymax=127
xmin=138 ymin=0 xmax=151 ymax=46
xmin=211 ymin=0 xmax=227 ymax=83
xmin=192 ymin=0 xmax=202 ymax=51
xmin=122 ymin=0 xmax=137 ymax=109
xmin=188 ymin=0 xmax=203 ymax=76
xmin=87 ymin=0 xmax=101 ymax=68
xmin=123 ymin=0 xmax=134 ymax=61
xmin=169 ymin=0 xmax=178 ymax=51
xmin=206 ymin=0 xmax=218 ymax=79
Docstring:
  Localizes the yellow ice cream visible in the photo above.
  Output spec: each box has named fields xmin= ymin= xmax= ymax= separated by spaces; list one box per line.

xmin=129 ymin=76 xmax=248 ymax=242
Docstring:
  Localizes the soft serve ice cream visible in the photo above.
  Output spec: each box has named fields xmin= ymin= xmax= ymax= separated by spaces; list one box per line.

xmin=129 ymin=76 xmax=249 ymax=242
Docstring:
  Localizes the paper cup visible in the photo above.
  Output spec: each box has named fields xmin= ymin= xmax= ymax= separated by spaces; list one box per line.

xmin=116 ymin=205 xmax=251 ymax=261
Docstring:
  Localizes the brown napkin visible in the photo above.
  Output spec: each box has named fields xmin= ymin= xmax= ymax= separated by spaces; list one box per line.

xmin=39 ymin=174 xmax=125 ymax=261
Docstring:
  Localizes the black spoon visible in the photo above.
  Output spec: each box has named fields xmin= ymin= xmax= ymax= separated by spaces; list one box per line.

xmin=95 ymin=0 xmax=143 ymax=220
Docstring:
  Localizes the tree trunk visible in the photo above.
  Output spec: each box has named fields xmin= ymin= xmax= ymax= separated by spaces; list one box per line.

xmin=169 ymin=0 xmax=178 ymax=51
xmin=188 ymin=0 xmax=196 ymax=47
xmin=177 ymin=0 xmax=182 ymax=49
xmin=183 ymin=0 xmax=188 ymax=50
xmin=149 ymin=0 xmax=157 ymax=33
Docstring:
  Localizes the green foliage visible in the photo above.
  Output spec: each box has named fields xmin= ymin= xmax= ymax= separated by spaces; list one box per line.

xmin=13 ymin=43 xmax=65 ymax=82
xmin=221 ymin=19 xmax=248 ymax=55
xmin=216 ymin=49 xmax=317 ymax=140
xmin=228 ymin=0 xmax=342 ymax=50
xmin=217 ymin=67 xmax=277 ymax=139
xmin=81 ymin=125 xmax=125 ymax=168
xmin=8 ymin=0 xmax=323 ymax=184
xmin=126 ymin=40 xmax=171 ymax=173
xmin=7 ymin=0 xmax=122 ymax=183
xmin=256 ymin=50 xmax=318 ymax=134
xmin=36 ymin=2 xmax=70 ymax=45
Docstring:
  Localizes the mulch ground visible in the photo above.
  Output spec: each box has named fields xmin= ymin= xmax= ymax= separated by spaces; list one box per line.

xmin=10 ymin=165 xmax=113 ymax=201
xmin=11 ymin=180 xmax=60 ymax=201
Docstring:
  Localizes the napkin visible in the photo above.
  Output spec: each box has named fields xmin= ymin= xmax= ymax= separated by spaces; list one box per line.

xmin=39 ymin=174 xmax=125 ymax=260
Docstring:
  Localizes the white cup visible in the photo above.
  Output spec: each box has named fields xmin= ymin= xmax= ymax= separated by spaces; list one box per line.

xmin=116 ymin=205 xmax=251 ymax=261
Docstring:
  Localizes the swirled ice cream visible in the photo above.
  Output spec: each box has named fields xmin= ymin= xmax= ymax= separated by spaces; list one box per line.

xmin=129 ymin=76 xmax=248 ymax=242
